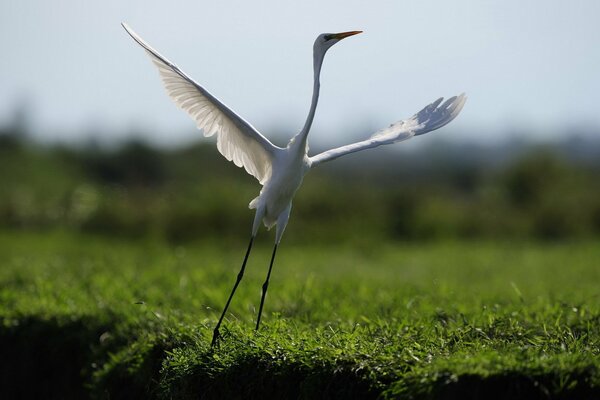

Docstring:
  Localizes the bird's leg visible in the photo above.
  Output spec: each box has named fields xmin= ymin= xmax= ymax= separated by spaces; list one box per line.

xmin=211 ymin=235 xmax=255 ymax=347
xmin=255 ymin=243 xmax=278 ymax=331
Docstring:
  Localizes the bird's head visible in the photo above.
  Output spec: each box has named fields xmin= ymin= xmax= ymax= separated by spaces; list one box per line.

xmin=314 ymin=31 xmax=362 ymax=58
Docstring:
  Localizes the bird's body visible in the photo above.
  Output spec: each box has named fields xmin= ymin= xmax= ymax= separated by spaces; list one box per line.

xmin=251 ymin=146 xmax=309 ymax=236
xmin=122 ymin=23 xmax=466 ymax=346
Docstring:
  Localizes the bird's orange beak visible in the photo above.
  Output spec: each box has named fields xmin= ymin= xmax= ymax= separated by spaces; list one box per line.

xmin=332 ymin=31 xmax=363 ymax=40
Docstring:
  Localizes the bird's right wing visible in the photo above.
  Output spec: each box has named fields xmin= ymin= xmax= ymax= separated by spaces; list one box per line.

xmin=122 ymin=23 xmax=281 ymax=185
xmin=309 ymin=94 xmax=466 ymax=166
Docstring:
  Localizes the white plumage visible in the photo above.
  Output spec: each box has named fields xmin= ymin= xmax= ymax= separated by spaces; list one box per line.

xmin=123 ymin=23 xmax=279 ymax=185
xmin=309 ymin=95 xmax=466 ymax=165
xmin=122 ymin=23 xmax=466 ymax=345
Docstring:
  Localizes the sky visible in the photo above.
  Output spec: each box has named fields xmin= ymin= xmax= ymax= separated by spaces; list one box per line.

xmin=1 ymin=1 xmax=599 ymax=147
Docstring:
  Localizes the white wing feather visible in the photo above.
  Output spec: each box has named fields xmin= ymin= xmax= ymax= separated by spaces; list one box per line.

xmin=309 ymin=94 xmax=467 ymax=166
xmin=122 ymin=23 xmax=280 ymax=185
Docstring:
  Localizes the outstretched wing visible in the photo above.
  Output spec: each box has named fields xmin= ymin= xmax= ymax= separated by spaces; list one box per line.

xmin=122 ymin=23 xmax=281 ymax=184
xmin=309 ymin=94 xmax=466 ymax=166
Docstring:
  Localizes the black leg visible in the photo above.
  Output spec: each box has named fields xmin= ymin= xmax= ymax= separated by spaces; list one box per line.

xmin=211 ymin=236 xmax=255 ymax=347
xmin=255 ymin=244 xmax=278 ymax=331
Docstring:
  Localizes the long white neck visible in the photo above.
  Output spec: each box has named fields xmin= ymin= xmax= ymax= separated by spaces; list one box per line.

xmin=291 ymin=51 xmax=325 ymax=154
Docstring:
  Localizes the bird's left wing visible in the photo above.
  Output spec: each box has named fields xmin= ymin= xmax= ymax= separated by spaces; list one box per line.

xmin=309 ymin=94 xmax=466 ymax=166
xmin=122 ymin=23 xmax=281 ymax=185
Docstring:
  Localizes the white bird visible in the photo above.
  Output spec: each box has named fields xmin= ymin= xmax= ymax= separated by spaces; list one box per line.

xmin=122 ymin=23 xmax=466 ymax=346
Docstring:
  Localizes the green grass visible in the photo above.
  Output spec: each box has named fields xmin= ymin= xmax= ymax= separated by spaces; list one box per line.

xmin=1 ymin=231 xmax=599 ymax=399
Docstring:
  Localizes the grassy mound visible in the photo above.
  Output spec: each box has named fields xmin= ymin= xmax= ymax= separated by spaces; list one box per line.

xmin=1 ymin=231 xmax=599 ymax=398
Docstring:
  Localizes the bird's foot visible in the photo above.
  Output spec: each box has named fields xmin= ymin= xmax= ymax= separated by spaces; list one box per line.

xmin=210 ymin=327 xmax=221 ymax=348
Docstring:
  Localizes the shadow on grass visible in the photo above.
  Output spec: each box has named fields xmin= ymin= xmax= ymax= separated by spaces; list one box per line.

xmin=0 ymin=316 xmax=107 ymax=399
xmin=387 ymin=370 xmax=600 ymax=400
xmin=159 ymin=355 xmax=380 ymax=399
xmin=0 ymin=317 xmax=598 ymax=399
xmin=435 ymin=372 xmax=600 ymax=400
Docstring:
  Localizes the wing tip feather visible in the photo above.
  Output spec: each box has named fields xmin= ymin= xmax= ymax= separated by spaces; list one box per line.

xmin=123 ymin=22 xmax=278 ymax=185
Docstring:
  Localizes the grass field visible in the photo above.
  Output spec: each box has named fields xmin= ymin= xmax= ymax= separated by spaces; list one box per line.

xmin=1 ymin=230 xmax=599 ymax=399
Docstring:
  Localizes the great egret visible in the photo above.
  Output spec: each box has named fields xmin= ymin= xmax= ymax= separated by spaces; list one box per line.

xmin=122 ymin=23 xmax=466 ymax=347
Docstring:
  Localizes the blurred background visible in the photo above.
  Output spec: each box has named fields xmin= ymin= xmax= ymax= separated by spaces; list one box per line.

xmin=1 ymin=0 xmax=599 ymax=245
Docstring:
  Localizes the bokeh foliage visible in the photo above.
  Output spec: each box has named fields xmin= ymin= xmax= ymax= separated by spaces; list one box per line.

xmin=1 ymin=125 xmax=599 ymax=243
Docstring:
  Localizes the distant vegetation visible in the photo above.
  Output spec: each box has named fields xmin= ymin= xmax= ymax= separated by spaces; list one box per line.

xmin=1 ymin=124 xmax=600 ymax=243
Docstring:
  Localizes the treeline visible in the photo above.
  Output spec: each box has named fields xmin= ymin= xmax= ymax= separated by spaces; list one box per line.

xmin=1 ymin=128 xmax=600 ymax=243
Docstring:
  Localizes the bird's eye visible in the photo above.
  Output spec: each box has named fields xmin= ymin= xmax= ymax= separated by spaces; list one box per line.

xmin=323 ymin=34 xmax=333 ymax=41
